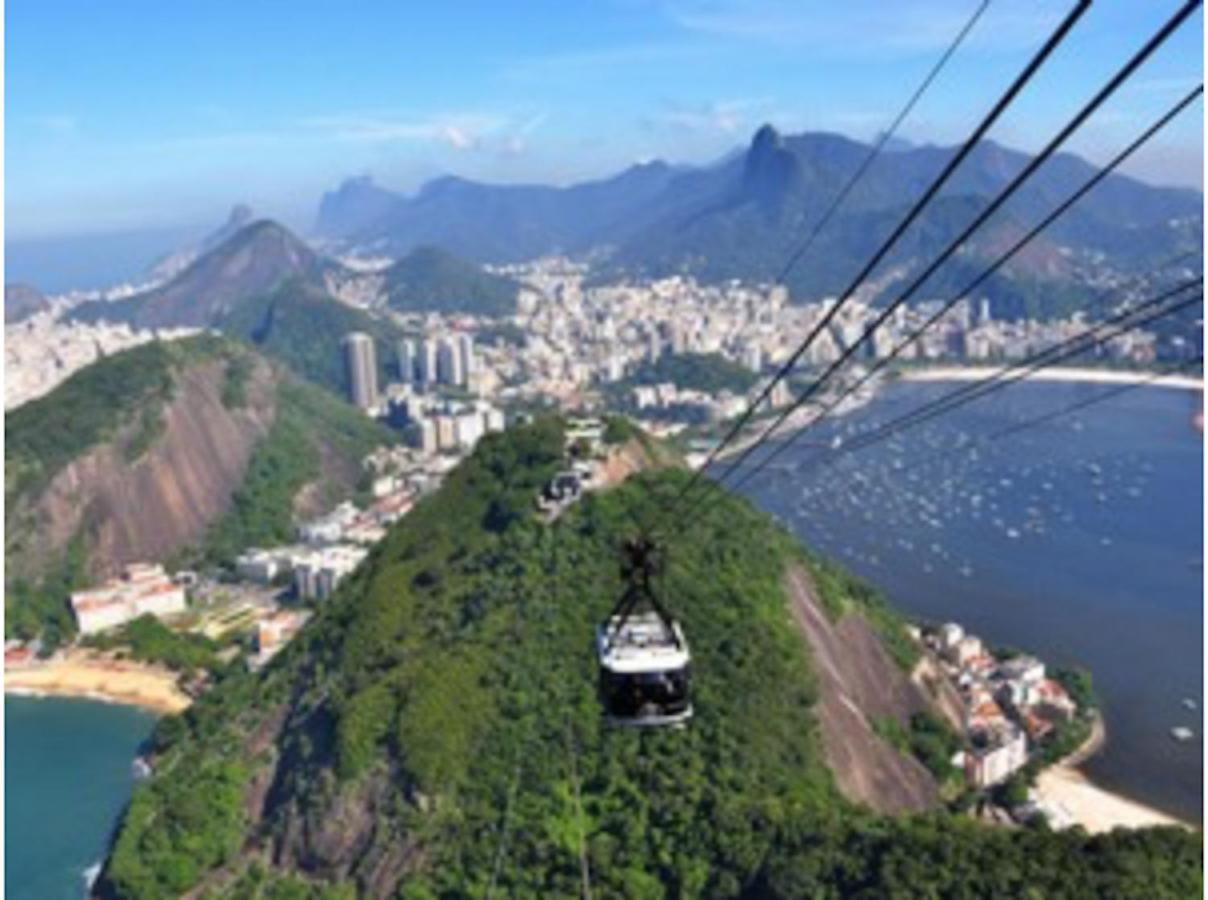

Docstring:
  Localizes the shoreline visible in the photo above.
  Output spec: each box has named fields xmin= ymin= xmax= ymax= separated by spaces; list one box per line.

xmin=5 ymin=650 xmax=192 ymax=715
xmin=1033 ymin=713 xmax=1195 ymax=833
xmin=705 ymin=361 xmax=1201 ymax=469
xmin=899 ymin=365 xmax=1203 ymax=392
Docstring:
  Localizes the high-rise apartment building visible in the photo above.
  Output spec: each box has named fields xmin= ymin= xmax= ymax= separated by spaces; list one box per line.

xmin=342 ymin=332 xmax=378 ymax=410
xmin=396 ymin=338 xmax=416 ymax=384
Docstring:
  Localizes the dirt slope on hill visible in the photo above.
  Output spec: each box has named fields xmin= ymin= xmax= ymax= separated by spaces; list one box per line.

xmin=784 ymin=564 xmax=940 ymax=814
xmin=25 ymin=356 xmax=278 ymax=579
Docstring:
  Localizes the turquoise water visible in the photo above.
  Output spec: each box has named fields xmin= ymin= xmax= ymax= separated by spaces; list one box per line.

xmin=732 ymin=381 xmax=1203 ymax=821
xmin=5 ymin=695 xmax=155 ymax=899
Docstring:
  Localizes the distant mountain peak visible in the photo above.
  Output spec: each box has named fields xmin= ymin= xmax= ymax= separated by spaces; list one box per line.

xmin=145 ymin=203 xmax=258 ymax=283
xmin=751 ymin=123 xmax=783 ymax=150
xmin=226 ymin=203 xmax=254 ymax=228
xmin=316 ymin=176 xmax=401 ymax=239
xmin=743 ymin=123 xmax=801 ymax=207
xmin=79 ymin=219 xmax=324 ymax=330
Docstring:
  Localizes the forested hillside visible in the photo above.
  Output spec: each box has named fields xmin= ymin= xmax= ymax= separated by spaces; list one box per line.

xmin=383 ymin=245 xmax=520 ymax=316
xmin=216 ymin=278 xmax=402 ymax=397
xmin=5 ymin=336 xmax=393 ymax=647
xmin=95 ymin=420 xmax=1201 ymax=899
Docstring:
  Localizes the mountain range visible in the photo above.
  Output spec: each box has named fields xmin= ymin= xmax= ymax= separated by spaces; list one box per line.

xmin=68 ymin=220 xmax=519 ymax=396
xmin=316 ymin=125 xmax=1202 ymax=315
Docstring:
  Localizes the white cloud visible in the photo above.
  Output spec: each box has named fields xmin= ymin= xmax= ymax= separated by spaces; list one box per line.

xmin=297 ymin=112 xmax=504 ymax=149
xmin=650 ymin=98 xmax=770 ymax=134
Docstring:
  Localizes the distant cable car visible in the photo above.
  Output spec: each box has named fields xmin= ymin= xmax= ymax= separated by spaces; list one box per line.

xmin=596 ymin=537 xmax=692 ymax=727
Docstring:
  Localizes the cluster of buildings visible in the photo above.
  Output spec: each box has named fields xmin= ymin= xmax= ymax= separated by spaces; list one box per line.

xmin=341 ymin=329 xmax=482 ymax=413
xmin=629 ymin=379 xmax=792 ymax=423
xmin=237 ymin=479 xmax=420 ymax=601
xmin=5 ymin=309 xmax=200 ymax=410
xmin=451 ymin=259 xmax=1180 ymax=424
xmin=384 ymin=392 xmax=506 ymax=454
xmin=343 ymin=329 xmax=510 ymax=457
xmin=69 ymin=563 xmax=188 ymax=635
xmin=927 ymin=622 xmax=1078 ymax=790
xmin=396 ymin=332 xmax=478 ymax=390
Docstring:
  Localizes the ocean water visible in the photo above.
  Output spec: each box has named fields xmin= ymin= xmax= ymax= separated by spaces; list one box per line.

xmin=5 ymin=695 xmax=155 ymax=899
xmin=732 ymin=379 xmax=1203 ymax=822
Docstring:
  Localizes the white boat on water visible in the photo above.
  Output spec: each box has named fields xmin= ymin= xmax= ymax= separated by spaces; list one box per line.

xmin=1170 ymin=726 xmax=1194 ymax=742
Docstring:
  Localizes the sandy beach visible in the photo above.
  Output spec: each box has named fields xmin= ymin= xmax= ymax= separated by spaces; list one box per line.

xmin=900 ymin=365 xmax=1204 ymax=392
xmin=1031 ymin=714 xmax=1192 ymax=833
xmin=1034 ymin=766 xmax=1188 ymax=833
xmin=5 ymin=650 xmax=191 ymax=715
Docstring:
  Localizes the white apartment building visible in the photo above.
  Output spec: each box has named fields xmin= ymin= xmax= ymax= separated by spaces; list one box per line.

xmin=293 ymin=545 xmax=368 ymax=601
xmin=70 ymin=563 xmax=187 ymax=635
xmin=965 ymin=725 xmax=1028 ymax=788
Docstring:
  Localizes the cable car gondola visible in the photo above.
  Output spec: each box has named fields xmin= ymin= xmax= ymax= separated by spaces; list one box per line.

xmin=596 ymin=537 xmax=692 ymax=728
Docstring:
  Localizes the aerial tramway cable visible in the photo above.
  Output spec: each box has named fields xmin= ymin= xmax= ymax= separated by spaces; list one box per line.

xmin=664 ymin=2 xmax=1204 ymax=534
xmin=784 ymin=355 xmax=1202 ymax=495
xmin=773 ymin=0 xmax=992 ymax=287
xmin=783 ymin=289 xmax=1204 ymax=479
xmin=653 ymin=0 xmax=1092 ymax=530
xmin=679 ymin=279 xmax=1201 ymax=527
xmin=702 ymin=84 xmax=1204 ymax=502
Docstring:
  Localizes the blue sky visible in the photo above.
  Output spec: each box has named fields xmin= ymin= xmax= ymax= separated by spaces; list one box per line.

xmin=6 ymin=0 xmax=1203 ymax=238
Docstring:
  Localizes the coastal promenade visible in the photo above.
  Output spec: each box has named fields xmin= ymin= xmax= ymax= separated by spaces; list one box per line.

xmin=4 ymin=649 xmax=191 ymax=714
xmin=900 ymin=365 xmax=1203 ymax=392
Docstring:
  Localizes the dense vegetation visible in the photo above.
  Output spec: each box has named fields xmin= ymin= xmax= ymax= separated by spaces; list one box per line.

xmin=5 ymin=532 xmax=89 ymax=650
xmin=86 ymin=614 xmax=219 ymax=675
xmin=383 ymin=244 xmax=520 ymax=316
xmin=601 ymin=414 xmax=638 ymax=446
xmin=4 ymin=336 xmax=255 ymax=647
xmin=218 ymin=279 xmax=400 ymax=396
xmin=874 ymin=711 xmax=963 ymax=786
xmin=98 ymin=421 xmax=1202 ymax=899
xmin=624 ymin=352 xmax=759 ymax=395
xmin=5 ymin=340 xmax=177 ymax=505
xmin=193 ymin=379 xmax=395 ymax=568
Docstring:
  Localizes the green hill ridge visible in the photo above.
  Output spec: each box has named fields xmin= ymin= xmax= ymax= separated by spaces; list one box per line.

xmin=383 ymin=244 xmax=520 ymax=317
xmin=5 ymin=335 xmax=394 ymax=647
xmin=95 ymin=420 xmax=1201 ymax=898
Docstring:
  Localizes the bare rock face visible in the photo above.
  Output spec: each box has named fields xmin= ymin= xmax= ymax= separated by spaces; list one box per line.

xmin=784 ymin=564 xmax=940 ymax=814
xmin=30 ymin=356 xmax=278 ymax=579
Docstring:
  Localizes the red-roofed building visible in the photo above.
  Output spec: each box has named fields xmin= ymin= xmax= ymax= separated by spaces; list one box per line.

xmin=1032 ymin=678 xmax=1076 ymax=721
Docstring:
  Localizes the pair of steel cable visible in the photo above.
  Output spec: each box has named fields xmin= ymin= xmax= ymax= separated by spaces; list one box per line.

xmin=698 ymin=91 xmax=1204 ymax=506
xmin=651 ymin=1 xmax=1201 ymax=540
xmin=738 ymin=286 xmax=1203 ymax=493
xmin=654 ymin=0 xmax=1094 ymax=531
